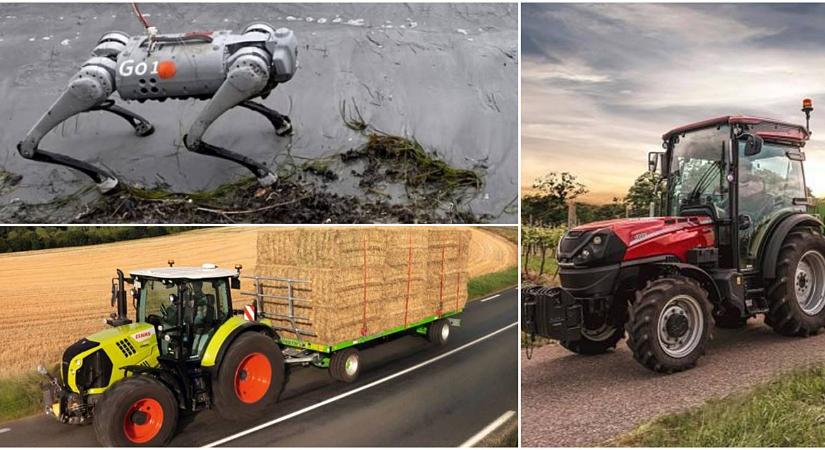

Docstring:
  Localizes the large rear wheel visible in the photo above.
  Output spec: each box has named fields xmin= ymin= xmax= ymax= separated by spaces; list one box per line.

xmin=213 ymin=332 xmax=285 ymax=421
xmin=765 ymin=228 xmax=825 ymax=336
xmin=626 ymin=276 xmax=713 ymax=373
xmin=93 ymin=375 xmax=178 ymax=447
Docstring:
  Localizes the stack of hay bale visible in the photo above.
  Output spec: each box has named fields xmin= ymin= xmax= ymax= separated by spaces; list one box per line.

xmin=254 ymin=227 xmax=471 ymax=345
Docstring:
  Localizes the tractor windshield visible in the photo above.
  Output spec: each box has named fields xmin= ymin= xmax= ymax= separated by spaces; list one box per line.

xmin=667 ymin=125 xmax=730 ymax=218
xmin=137 ymin=279 xmax=179 ymax=324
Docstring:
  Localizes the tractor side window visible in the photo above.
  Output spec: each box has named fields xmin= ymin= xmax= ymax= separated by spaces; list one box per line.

xmin=138 ymin=279 xmax=178 ymax=323
xmin=738 ymin=143 xmax=807 ymax=270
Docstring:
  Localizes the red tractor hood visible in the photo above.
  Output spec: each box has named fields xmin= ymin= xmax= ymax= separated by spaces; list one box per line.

xmin=571 ymin=216 xmax=716 ymax=262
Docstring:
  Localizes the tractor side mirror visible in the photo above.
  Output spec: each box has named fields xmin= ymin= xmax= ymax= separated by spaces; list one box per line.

xmin=743 ymin=133 xmax=763 ymax=156
xmin=648 ymin=152 xmax=663 ymax=175
xmin=231 ymin=277 xmax=241 ymax=289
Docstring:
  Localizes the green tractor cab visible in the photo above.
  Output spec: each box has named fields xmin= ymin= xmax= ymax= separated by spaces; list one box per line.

xmin=40 ymin=262 xmax=284 ymax=446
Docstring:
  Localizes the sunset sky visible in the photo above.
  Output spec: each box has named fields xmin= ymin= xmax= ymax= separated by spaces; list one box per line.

xmin=522 ymin=3 xmax=825 ymax=203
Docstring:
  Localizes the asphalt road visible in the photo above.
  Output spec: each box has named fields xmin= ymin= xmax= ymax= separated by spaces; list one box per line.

xmin=0 ymin=3 xmax=517 ymax=223
xmin=0 ymin=288 xmax=517 ymax=447
xmin=521 ymin=317 xmax=825 ymax=447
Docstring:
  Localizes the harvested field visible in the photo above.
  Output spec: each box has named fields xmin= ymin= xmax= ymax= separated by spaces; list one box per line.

xmin=0 ymin=226 xmax=515 ymax=377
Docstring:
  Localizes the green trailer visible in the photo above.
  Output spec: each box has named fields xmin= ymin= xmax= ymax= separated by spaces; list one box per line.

xmin=39 ymin=263 xmax=461 ymax=446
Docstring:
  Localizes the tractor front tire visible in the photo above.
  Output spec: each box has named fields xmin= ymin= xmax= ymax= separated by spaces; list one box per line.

xmin=93 ymin=375 xmax=178 ymax=447
xmin=559 ymin=326 xmax=624 ymax=355
xmin=213 ymin=332 xmax=285 ymax=421
xmin=626 ymin=276 xmax=713 ymax=373
xmin=765 ymin=228 xmax=825 ymax=337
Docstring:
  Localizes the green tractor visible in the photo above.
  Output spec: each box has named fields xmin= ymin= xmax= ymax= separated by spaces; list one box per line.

xmin=40 ymin=263 xmax=311 ymax=445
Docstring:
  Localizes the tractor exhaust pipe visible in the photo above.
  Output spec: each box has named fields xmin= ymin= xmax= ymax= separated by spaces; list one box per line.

xmin=116 ymin=269 xmax=127 ymax=321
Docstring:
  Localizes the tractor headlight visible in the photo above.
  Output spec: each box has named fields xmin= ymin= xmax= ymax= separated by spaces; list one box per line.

xmin=571 ymin=231 xmax=626 ymax=267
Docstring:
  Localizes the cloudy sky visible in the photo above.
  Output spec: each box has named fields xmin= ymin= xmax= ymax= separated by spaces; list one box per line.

xmin=522 ymin=3 xmax=825 ymax=202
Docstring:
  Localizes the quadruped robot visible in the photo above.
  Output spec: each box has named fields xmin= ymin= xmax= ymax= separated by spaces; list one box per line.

xmin=17 ymin=19 xmax=298 ymax=193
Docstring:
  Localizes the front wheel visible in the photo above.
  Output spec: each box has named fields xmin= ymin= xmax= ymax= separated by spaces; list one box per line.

xmin=626 ymin=276 xmax=713 ymax=373
xmin=213 ymin=332 xmax=285 ymax=421
xmin=93 ymin=375 xmax=178 ymax=447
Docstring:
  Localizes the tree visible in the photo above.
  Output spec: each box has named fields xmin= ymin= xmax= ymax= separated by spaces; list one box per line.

xmin=522 ymin=172 xmax=589 ymax=227
xmin=625 ymin=172 xmax=662 ymax=217
xmin=532 ymin=172 xmax=588 ymax=207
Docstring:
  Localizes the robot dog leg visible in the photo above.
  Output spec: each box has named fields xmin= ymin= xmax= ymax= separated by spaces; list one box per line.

xmin=184 ymin=47 xmax=282 ymax=186
xmin=17 ymin=32 xmax=154 ymax=193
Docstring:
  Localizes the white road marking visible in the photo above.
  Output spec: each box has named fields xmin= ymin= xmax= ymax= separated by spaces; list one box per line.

xmin=0 ymin=428 xmax=10 ymax=434
xmin=460 ymin=410 xmax=516 ymax=447
xmin=480 ymin=294 xmax=501 ymax=303
xmin=204 ymin=322 xmax=518 ymax=447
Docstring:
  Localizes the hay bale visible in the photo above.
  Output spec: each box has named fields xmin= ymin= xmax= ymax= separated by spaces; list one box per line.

xmin=254 ymin=227 xmax=470 ymax=346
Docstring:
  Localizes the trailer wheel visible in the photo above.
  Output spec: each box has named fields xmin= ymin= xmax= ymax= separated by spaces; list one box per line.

xmin=765 ymin=228 xmax=825 ymax=337
xmin=93 ymin=375 xmax=178 ymax=447
xmin=426 ymin=319 xmax=451 ymax=346
xmin=213 ymin=332 xmax=284 ymax=421
xmin=329 ymin=348 xmax=360 ymax=383
xmin=559 ymin=324 xmax=624 ymax=355
xmin=626 ymin=276 xmax=713 ymax=373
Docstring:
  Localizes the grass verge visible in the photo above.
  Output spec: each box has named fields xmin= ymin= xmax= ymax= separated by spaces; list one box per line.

xmin=613 ymin=365 xmax=825 ymax=447
xmin=0 ymin=372 xmax=43 ymax=423
xmin=468 ymin=266 xmax=518 ymax=300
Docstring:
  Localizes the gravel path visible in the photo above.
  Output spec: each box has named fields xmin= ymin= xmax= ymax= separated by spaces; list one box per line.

xmin=521 ymin=319 xmax=825 ymax=447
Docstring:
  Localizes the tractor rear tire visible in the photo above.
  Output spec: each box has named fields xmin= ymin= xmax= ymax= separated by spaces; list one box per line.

xmin=93 ymin=375 xmax=178 ymax=447
xmin=329 ymin=348 xmax=361 ymax=383
xmin=626 ymin=276 xmax=713 ymax=373
xmin=559 ymin=326 xmax=624 ymax=355
xmin=765 ymin=228 xmax=825 ymax=337
xmin=213 ymin=332 xmax=284 ymax=421
xmin=426 ymin=319 xmax=451 ymax=346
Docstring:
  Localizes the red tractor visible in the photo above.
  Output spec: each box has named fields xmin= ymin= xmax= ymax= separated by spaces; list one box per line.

xmin=523 ymin=100 xmax=825 ymax=373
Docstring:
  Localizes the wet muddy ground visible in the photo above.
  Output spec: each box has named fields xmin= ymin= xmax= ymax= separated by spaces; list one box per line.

xmin=0 ymin=3 xmax=517 ymax=223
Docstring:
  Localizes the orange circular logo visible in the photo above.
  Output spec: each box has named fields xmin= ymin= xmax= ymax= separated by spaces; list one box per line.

xmin=157 ymin=60 xmax=177 ymax=79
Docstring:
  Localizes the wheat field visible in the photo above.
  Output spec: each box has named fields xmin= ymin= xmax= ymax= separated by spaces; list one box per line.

xmin=0 ymin=226 xmax=515 ymax=377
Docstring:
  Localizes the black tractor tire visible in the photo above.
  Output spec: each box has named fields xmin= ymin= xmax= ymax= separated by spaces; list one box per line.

xmin=93 ymin=375 xmax=178 ymax=447
xmin=559 ymin=326 xmax=624 ymax=355
xmin=765 ymin=228 xmax=825 ymax=337
xmin=213 ymin=332 xmax=285 ymax=421
xmin=426 ymin=319 xmax=451 ymax=346
xmin=329 ymin=348 xmax=361 ymax=383
xmin=626 ymin=276 xmax=713 ymax=373
xmin=714 ymin=312 xmax=748 ymax=329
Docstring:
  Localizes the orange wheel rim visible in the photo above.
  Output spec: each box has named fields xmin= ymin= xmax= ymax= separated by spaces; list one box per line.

xmin=234 ymin=352 xmax=272 ymax=404
xmin=123 ymin=398 xmax=164 ymax=444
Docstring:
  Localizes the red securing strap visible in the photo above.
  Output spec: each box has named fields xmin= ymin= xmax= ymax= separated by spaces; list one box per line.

xmin=361 ymin=235 xmax=368 ymax=336
xmin=404 ymin=233 xmax=413 ymax=327
xmin=454 ymin=238 xmax=462 ymax=311
xmin=437 ymin=243 xmax=445 ymax=315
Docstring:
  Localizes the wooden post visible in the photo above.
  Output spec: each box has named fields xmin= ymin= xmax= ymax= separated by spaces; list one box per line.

xmin=567 ymin=202 xmax=576 ymax=228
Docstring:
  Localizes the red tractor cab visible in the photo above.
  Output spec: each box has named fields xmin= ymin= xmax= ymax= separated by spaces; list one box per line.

xmin=523 ymin=101 xmax=825 ymax=373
